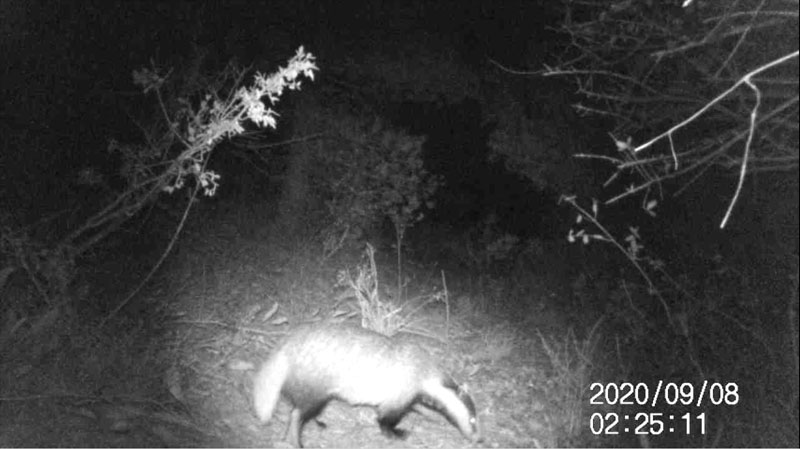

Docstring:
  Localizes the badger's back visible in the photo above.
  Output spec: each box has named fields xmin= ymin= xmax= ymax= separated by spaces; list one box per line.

xmin=280 ymin=324 xmax=433 ymax=408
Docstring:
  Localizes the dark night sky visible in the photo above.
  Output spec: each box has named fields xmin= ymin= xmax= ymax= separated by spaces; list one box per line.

xmin=2 ymin=0 xmax=574 ymax=232
xmin=1 ymin=1 xmax=796 ymax=259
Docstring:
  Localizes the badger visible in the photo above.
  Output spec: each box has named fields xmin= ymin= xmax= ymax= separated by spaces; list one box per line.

xmin=252 ymin=323 xmax=480 ymax=447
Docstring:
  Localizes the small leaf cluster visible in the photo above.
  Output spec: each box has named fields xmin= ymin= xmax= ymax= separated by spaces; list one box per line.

xmin=129 ymin=47 xmax=317 ymax=198
xmin=316 ymin=117 xmax=440 ymax=242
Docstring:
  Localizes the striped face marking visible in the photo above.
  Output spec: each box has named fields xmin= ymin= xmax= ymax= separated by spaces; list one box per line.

xmin=421 ymin=378 xmax=479 ymax=439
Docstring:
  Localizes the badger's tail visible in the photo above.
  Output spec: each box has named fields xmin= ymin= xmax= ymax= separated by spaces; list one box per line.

xmin=253 ymin=349 xmax=290 ymax=423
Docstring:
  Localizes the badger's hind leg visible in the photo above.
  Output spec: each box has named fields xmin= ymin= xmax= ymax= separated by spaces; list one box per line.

xmin=285 ymin=407 xmax=304 ymax=448
xmin=376 ymin=404 xmax=411 ymax=439
xmin=285 ymin=401 xmax=328 ymax=448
